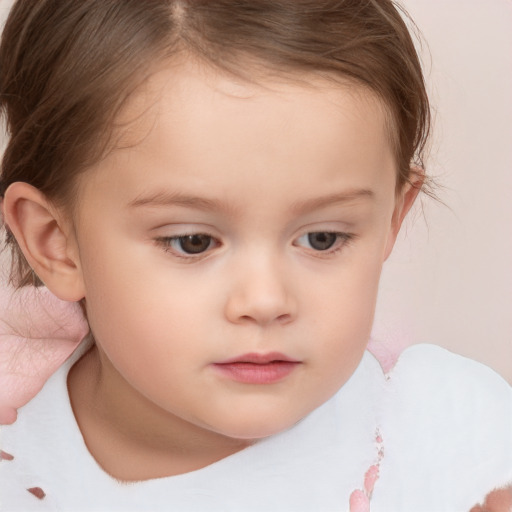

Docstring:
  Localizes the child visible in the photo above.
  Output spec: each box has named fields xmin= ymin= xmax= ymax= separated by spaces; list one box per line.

xmin=0 ymin=0 xmax=511 ymax=510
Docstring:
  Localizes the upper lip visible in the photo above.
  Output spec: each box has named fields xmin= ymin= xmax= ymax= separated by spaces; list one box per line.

xmin=214 ymin=352 xmax=300 ymax=365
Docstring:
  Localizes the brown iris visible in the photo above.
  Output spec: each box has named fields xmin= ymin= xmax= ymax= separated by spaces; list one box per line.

xmin=178 ymin=234 xmax=212 ymax=254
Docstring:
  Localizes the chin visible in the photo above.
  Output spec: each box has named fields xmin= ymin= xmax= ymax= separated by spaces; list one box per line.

xmin=212 ymin=413 xmax=302 ymax=441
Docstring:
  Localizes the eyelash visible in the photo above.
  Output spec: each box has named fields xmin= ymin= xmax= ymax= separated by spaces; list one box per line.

xmin=155 ymin=231 xmax=355 ymax=260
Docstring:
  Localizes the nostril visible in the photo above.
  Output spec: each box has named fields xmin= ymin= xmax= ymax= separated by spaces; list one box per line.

xmin=276 ymin=313 xmax=292 ymax=324
xmin=238 ymin=312 xmax=292 ymax=325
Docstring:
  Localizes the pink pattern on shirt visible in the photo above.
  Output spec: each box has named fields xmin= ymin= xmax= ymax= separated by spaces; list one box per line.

xmin=349 ymin=429 xmax=384 ymax=512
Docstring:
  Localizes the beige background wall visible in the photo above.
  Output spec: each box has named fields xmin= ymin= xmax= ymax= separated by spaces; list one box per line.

xmin=372 ymin=0 xmax=512 ymax=383
xmin=1 ymin=0 xmax=511 ymax=383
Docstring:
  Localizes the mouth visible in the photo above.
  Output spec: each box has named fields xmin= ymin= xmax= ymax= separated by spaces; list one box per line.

xmin=212 ymin=352 xmax=302 ymax=384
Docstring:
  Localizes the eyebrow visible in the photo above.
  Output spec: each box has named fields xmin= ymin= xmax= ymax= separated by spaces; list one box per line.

xmin=128 ymin=188 xmax=374 ymax=214
xmin=128 ymin=191 xmax=237 ymax=216
xmin=290 ymin=189 xmax=374 ymax=214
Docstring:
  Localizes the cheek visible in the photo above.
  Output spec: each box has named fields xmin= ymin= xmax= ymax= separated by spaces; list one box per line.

xmin=79 ymin=240 xmax=215 ymax=370
xmin=314 ymin=250 xmax=382 ymax=334
xmin=300 ymin=254 xmax=383 ymax=385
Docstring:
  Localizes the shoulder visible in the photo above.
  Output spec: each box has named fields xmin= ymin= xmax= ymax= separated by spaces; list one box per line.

xmin=375 ymin=344 xmax=512 ymax=510
xmin=389 ymin=343 xmax=512 ymax=413
xmin=386 ymin=343 xmax=512 ymax=447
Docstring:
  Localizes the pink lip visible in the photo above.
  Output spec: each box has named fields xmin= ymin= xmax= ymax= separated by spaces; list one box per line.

xmin=212 ymin=352 xmax=301 ymax=384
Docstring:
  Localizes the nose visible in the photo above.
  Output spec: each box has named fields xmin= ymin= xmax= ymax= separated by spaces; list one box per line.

xmin=224 ymin=255 xmax=296 ymax=327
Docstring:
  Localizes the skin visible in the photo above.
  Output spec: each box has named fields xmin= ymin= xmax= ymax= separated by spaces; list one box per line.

xmin=4 ymin=60 xmax=419 ymax=481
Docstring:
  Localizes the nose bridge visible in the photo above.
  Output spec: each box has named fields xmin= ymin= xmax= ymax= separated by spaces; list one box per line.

xmin=225 ymin=246 xmax=295 ymax=326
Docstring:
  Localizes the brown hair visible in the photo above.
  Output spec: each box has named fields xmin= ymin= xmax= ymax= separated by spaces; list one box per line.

xmin=0 ymin=0 xmax=431 ymax=287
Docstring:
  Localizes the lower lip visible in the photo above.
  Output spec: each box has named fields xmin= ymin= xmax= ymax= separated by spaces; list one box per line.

xmin=212 ymin=361 xmax=300 ymax=384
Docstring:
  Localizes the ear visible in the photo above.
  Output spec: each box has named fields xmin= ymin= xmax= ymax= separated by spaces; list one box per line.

xmin=2 ymin=182 xmax=85 ymax=301
xmin=383 ymin=169 xmax=424 ymax=261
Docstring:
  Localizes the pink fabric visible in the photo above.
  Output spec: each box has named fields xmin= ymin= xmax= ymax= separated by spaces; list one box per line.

xmin=366 ymin=337 xmax=409 ymax=374
xmin=0 ymin=286 xmax=88 ymax=424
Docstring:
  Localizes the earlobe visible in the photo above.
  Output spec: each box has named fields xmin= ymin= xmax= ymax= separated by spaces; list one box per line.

xmin=383 ymin=170 xmax=424 ymax=261
xmin=2 ymin=182 xmax=85 ymax=301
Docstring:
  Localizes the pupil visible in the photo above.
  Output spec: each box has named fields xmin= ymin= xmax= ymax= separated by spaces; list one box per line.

xmin=308 ymin=232 xmax=336 ymax=251
xmin=179 ymin=235 xmax=211 ymax=254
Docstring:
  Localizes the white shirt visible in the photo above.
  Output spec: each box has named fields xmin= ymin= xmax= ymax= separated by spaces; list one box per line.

xmin=1 ymin=343 xmax=511 ymax=511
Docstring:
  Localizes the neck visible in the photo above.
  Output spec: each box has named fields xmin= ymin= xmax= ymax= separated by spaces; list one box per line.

xmin=67 ymin=344 xmax=253 ymax=482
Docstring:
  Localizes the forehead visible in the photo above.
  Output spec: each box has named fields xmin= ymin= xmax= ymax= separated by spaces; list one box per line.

xmin=115 ymin=57 xmax=393 ymax=151
xmin=80 ymin=58 xmax=396 ymax=211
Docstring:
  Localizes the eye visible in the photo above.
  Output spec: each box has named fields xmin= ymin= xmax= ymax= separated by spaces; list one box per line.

xmin=305 ymin=232 xmax=337 ymax=251
xmin=158 ymin=234 xmax=217 ymax=255
xmin=295 ymin=232 xmax=353 ymax=252
xmin=177 ymin=234 xmax=213 ymax=254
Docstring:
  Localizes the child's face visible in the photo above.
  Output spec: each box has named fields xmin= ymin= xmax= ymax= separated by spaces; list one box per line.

xmin=71 ymin=61 xmax=407 ymax=440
